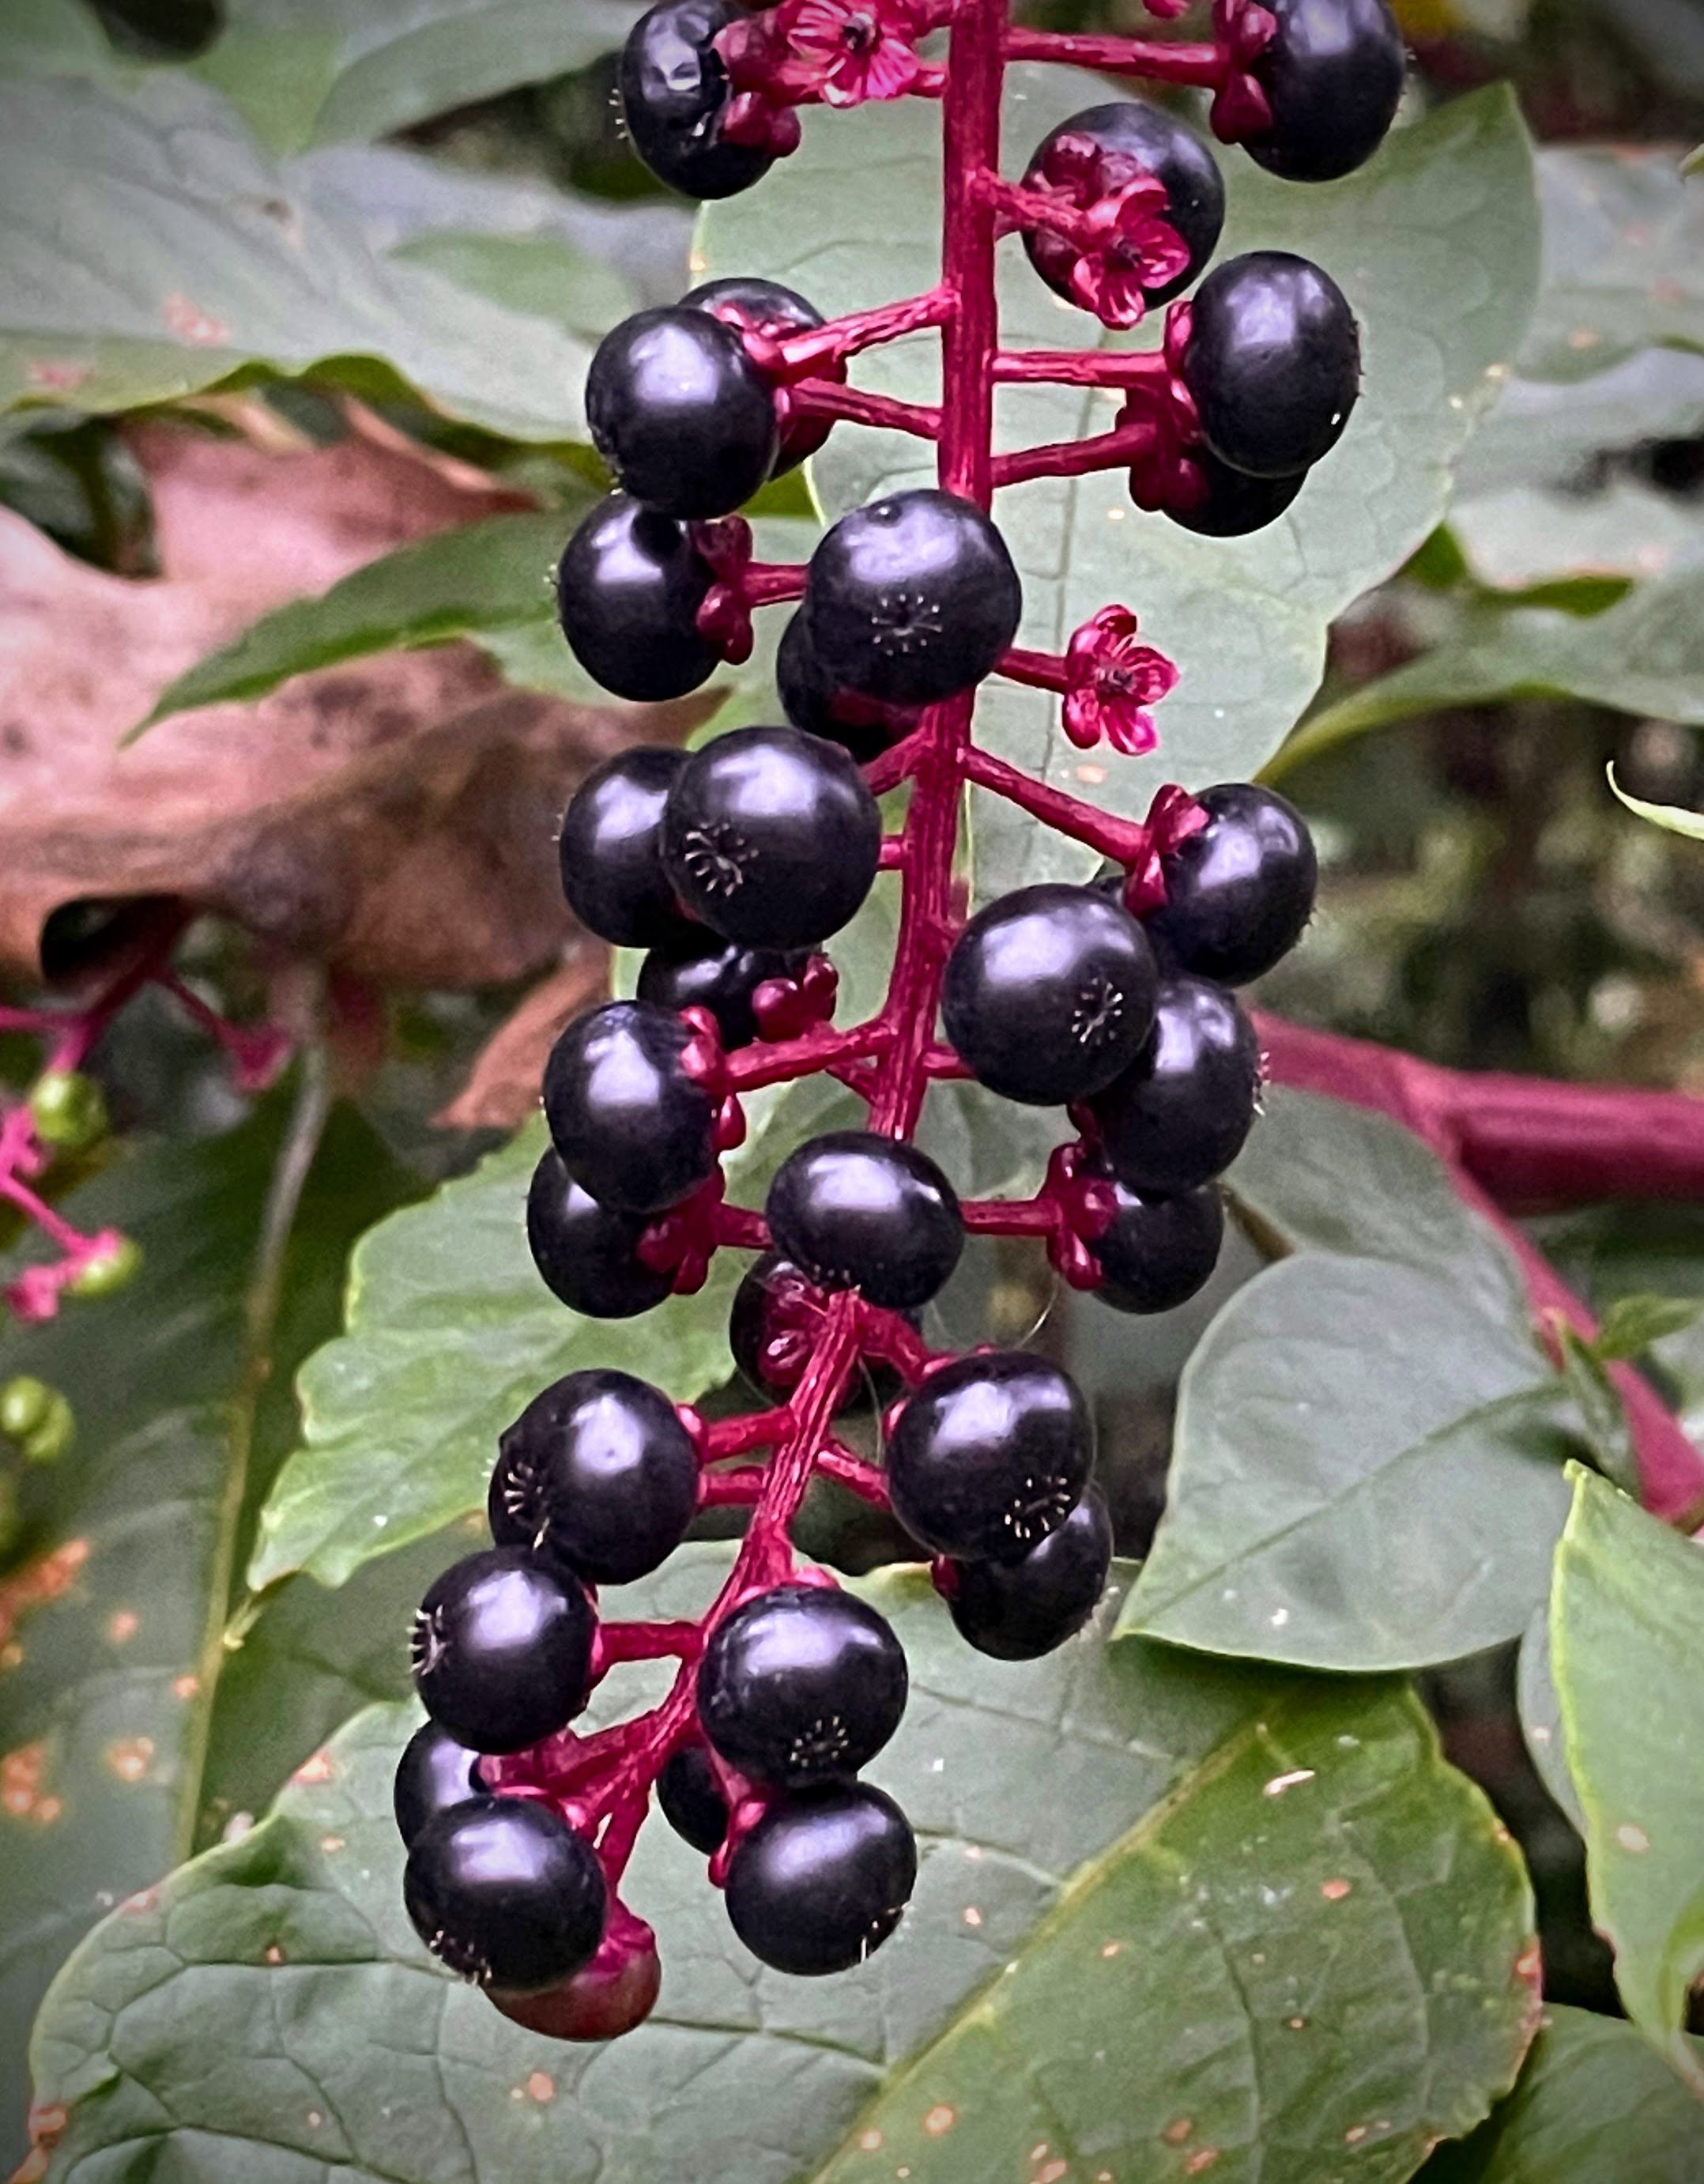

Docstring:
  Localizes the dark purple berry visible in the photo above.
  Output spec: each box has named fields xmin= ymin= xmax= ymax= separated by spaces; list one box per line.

xmin=1165 ymin=447 xmax=1306 ymax=538
xmin=1023 ymin=100 xmax=1224 ymax=312
xmin=411 ymin=1548 xmax=595 ymax=1754
xmin=658 ymin=1740 xmax=729 ymax=1853
xmin=1145 ymin=783 xmax=1317 ymax=986
xmin=1182 ymin=252 xmax=1361 ymax=480
xmin=729 ymin=1252 xmax=910 ymax=1409
xmin=619 ymin=0 xmax=772 ymax=201
xmin=526 ymin=1149 xmax=676 ymax=1320
xmin=662 ymin=723 xmax=881 ymax=949
xmin=887 ymin=1352 xmax=1092 ymax=1560
xmin=945 ymin=1488 xmax=1114 ymax=1661
xmin=638 ymin=930 xmax=807 ymax=1048
xmin=1089 ymin=1169 xmax=1224 ymax=1315
xmin=941 ymin=882 xmax=1158 ymax=1107
xmin=804 ymin=488 xmax=1021 ymax=707
xmin=682 ymin=277 xmax=830 ymax=470
xmin=1246 ymin=0 xmax=1405 ymax=185
xmin=556 ymin=494 xmax=718 ymax=703
xmin=1086 ymin=975 xmax=1262 ymax=1194
xmin=777 ymin=610 xmax=908 ymax=764
xmin=394 ymin=1722 xmax=484 ymax=1846
xmin=725 ymin=1782 xmax=916 ymax=1975
xmin=586 ymin=307 xmax=778 ymax=519
xmin=766 ymin=1131 xmax=963 ymax=1311
xmin=696 ymin=1582 xmax=908 ymax=1787
xmin=404 ymin=1797 xmax=606 ymax=1994
xmin=489 ymin=1369 xmax=699 ymax=1586
xmin=542 ymin=1000 xmax=718 ymax=1216
xmin=559 ymin=746 xmax=696 ymax=949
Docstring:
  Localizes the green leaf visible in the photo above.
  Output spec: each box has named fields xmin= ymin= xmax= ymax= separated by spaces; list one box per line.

xmin=252 ymin=1102 xmax=805 ymax=1591
xmin=392 ymin=231 xmax=638 ymax=346
xmin=1450 ymin=480 xmax=1704 ymax=593
xmin=136 ymin=511 xmax=575 ymax=730
xmin=1591 ymin=1292 xmax=1702 ymax=1361
xmin=1686 ymin=145 xmax=1704 ymax=182
xmin=1120 ymin=1255 xmax=1577 ymax=1671
xmin=1523 ymin=148 xmax=1704 ymax=384
xmin=1269 ymin=572 xmax=1704 ymax=784
xmin=1457 ymin=348 xmax=1704 ymax=497
xmin=0 ymin=0 xmax=133 ymax=83
xmin=707 ymin=83 xmax=1538 ymax=898
xmin=1551 ymin=1465 xmax=1704 ymax=2093
xmin=0 ymin=72 xmax=598 ymax=440
xmin=194 ymin=0 xmax=643 ymax=155
xmin=1514 ymin=1609 xmax=1584 ymax=1835
xmin=28 ymin=1550 xmax=1538 ymax=2184
xmin=1420 ymin=2006 xmax=1704 ymax=2182
xmin=0 ymin=1087 xmax=417 ymax=2153
xmin=1608 ymin=763 xmax=1704 ymax=843
xmin=1552 ymin=1326 xmax=1642 ymax=1496
xmin=1227 ymin=1086 xmax=1527 ymax=1324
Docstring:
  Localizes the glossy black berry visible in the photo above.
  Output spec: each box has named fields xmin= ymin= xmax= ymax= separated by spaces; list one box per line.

xmin=804 ymin=489 xmax=1022 ymax=707
xmin=1086 ymin=975 xmax=1262 ymax=1195
xmin=941 ymin=883 xmax=1158 ymax=1107
xmin=683 ymin=277 xmax=830 ymax=471
xmin=658 ymin=1740 xmax=729 ymax=1854
xmin=394 ymin=1721 xmax=484 ymax=1846
xmin=725 ymin=1782 xmax=917 ymax=1975
xmin=637 ymin=930 xmax=806 ymax=1048
xmin=559 ymin=746 xmax=696 ymax=949
xmin=404 ymin=1797 xmax=607 ymax=1994
xmin=887 ymin=1351 xmax=1093 ymax=1560
xmin=696 ymin=1582 xmax=908 ymax=1787
xmin=556 ymin=494 xmax=718 ymax=703
xmin=619 ymin=0 xmax=772 ymax=201
xmin=526 ymin=1149 xmax=676 ymax=1320
xmin=1145 ymin=783 xmax=1318 ymax=986
xmin=1166 ymin=447 xmax=1306 ymax=538
xmin=1023 ymin=100 xmax=1224 ymax=312
xmin=777 ymin=610 xmax=907 ymax=764
xmin=489 ymin=1369 xmax=699 ymax=1586
xmin=945 ymin=1488 xmax=1114 ymax=1662
xmin=542 ymin=1000 xmax=718 ymax=1216
xmin=1247 ymin=0 xmax=1406 ymax=185
xmin=729 ymin=1252 xmax=910 ymax=1410
xmin=1090 ymin=1168 xmax=1224 ymax=1315
xmin=411 ymin=1548 xmax=595 ymax=1755
xmin=662 ymin=724 xmax=881 ymax=949
xmin=1182 ymin=252 xmax=1361 ymax=480
xmin=766 ymin=1131 xmax=963 ymax=1311
xmin=587 ymin=307 xmax=778 ymax=520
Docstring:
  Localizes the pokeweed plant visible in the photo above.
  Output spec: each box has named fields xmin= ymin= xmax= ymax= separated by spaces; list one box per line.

xmin=396 ymin=0 xmax=1403 ymax=2037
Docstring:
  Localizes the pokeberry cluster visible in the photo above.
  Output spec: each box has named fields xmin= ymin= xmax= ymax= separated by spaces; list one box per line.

xmin=399 ymin=0 xmax=1393 ymax=2040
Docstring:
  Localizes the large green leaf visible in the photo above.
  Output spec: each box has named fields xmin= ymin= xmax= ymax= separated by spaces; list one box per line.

xmin=1227 ymin=1086 xmax=1527 ymax=1323
xmin=1450 ymin=481 xmax=1704 ymax=593
xmin=27 ymin=1550 xmax=1537 ymax=2184
xmin=0 ymin=71 xmax=598 ymax=439
xmin=0 ymin=1088 xmax=416 ymax=2152
xmin=1522 ymin=148 xmax=1704 ymax=385
xmin=1551 ymin=1466 xmax=1704 ymax=2094
xmin=194 ymin=0 xmax=642 ymax=155
xmin=1421 ymin=2006 xmax=1704 ymax=2182
xmin=251 ymin=1107 xmax=779 ymax=1592
xmin=707 ymin=83 xmax=1538 ymax=897
xmin=1268 ymin=571 xmax=1704 ymax=784
xmin=1119 ymin=1255 xmax=1577 ymax=1671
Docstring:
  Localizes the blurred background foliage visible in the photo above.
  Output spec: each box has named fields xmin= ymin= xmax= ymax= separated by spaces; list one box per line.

xmin=4 ymin=0 xmax=1704 ymax=2141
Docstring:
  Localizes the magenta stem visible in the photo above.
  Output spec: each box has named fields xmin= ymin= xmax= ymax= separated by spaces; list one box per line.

xmin=786 ymin=382 xmax=941 ymax=439
xmin=993 ymin=419 xmax=1160 ymax=490
xmin=777 ymin=289 xmax=954 ymax=377
xmin=1001 ymin=27 xmax=1226 ymax=86
xmin=961 ymin=741 xmax=1152 ymax=863
xmin=992 ymin=349 xmax=1172 ymax=388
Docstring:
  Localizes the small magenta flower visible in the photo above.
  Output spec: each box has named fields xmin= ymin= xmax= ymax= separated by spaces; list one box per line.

xmin=1061 ymin=605 xmax=1179 ymax=758
xmin=756 ymin=0 xmax=929 ymax=108
xmin=1069 ymin=175 xmax=1193 ymax=328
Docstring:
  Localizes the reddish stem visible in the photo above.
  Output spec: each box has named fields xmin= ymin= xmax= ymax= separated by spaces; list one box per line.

xmin=961 ymin=741 xmax=1152 ymax=864
xmin=776 ymin=289 xmax=954 ymax=377
xmin=993 ymin=419 xmax=1160 ymax=490
xmin=1001 ymin=28 xmax=1226 ymax=86
xmin=992 ymin=349 xmax=1172 ymax=388
xmin=785 ymin=382 xmax=941 ymax=439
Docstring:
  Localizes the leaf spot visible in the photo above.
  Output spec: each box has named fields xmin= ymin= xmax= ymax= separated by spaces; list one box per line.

xmin=922 ymin=2107 xmax=955 ymax=2136
xmin=106 ymin=1610 xmax=139 ymax=1644
xmin=1037 ymin=2164 xmax=1068 ymax=2184
xmin=1185 ymin=2153 xmax=1220 ymax=2176
xmin=1163 ymin=2118 xmax=1193 ymax=2145
xmin=1616 ymin=1822 xmax=1651 ymax=1853
xmin=164 ymin=292 xmax=232 ymax=346
xmin=173 ymin=1674 xmax=201 ymax=1700
xmin=1100 ymin=1941 xmax=1121 ymax=1958
xmin=1321 ymin=1878 xmax=1352 ymax=1902
xmin=858 ymin=2130 xmax=883 ymax=2152
xmin=526 ymin=2072 xmax=556 ymax=2103
xmin=1262 ymin=1769 xmax=1315 ymax=1797
xmin=963 ymin=1905 xmax=982 ymax=1927
xmin=293 ymin=1751 xmax=335 ymax=1785
xmin=106 ymin=1737 xmax=154 ymax=1783
xmin=1346 ymin=2126 xmax=1368 ymax=2145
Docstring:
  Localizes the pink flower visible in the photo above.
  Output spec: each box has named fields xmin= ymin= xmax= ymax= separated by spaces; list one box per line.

xmin=1069 ymin=177 xmax=1192 ymax=329
xmin=767 ymin=0 xmax=927 ymax=107
xmin=1124 ymin=783 xmax=1212 ymax=916
xmin=1061 ymin=605 xmax=1179 ymax=758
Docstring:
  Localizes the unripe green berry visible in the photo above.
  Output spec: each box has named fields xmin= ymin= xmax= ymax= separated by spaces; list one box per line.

xmin=19 ymin=1390 xmax=73 ymax=1465
xmin=67 ymin=1235 xmax=141 ymax=1300
xmin=29 ymin=1070 xmax=109 ymax=1154
xmin=0 ymin=1374 xmax=53 ymax=1441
